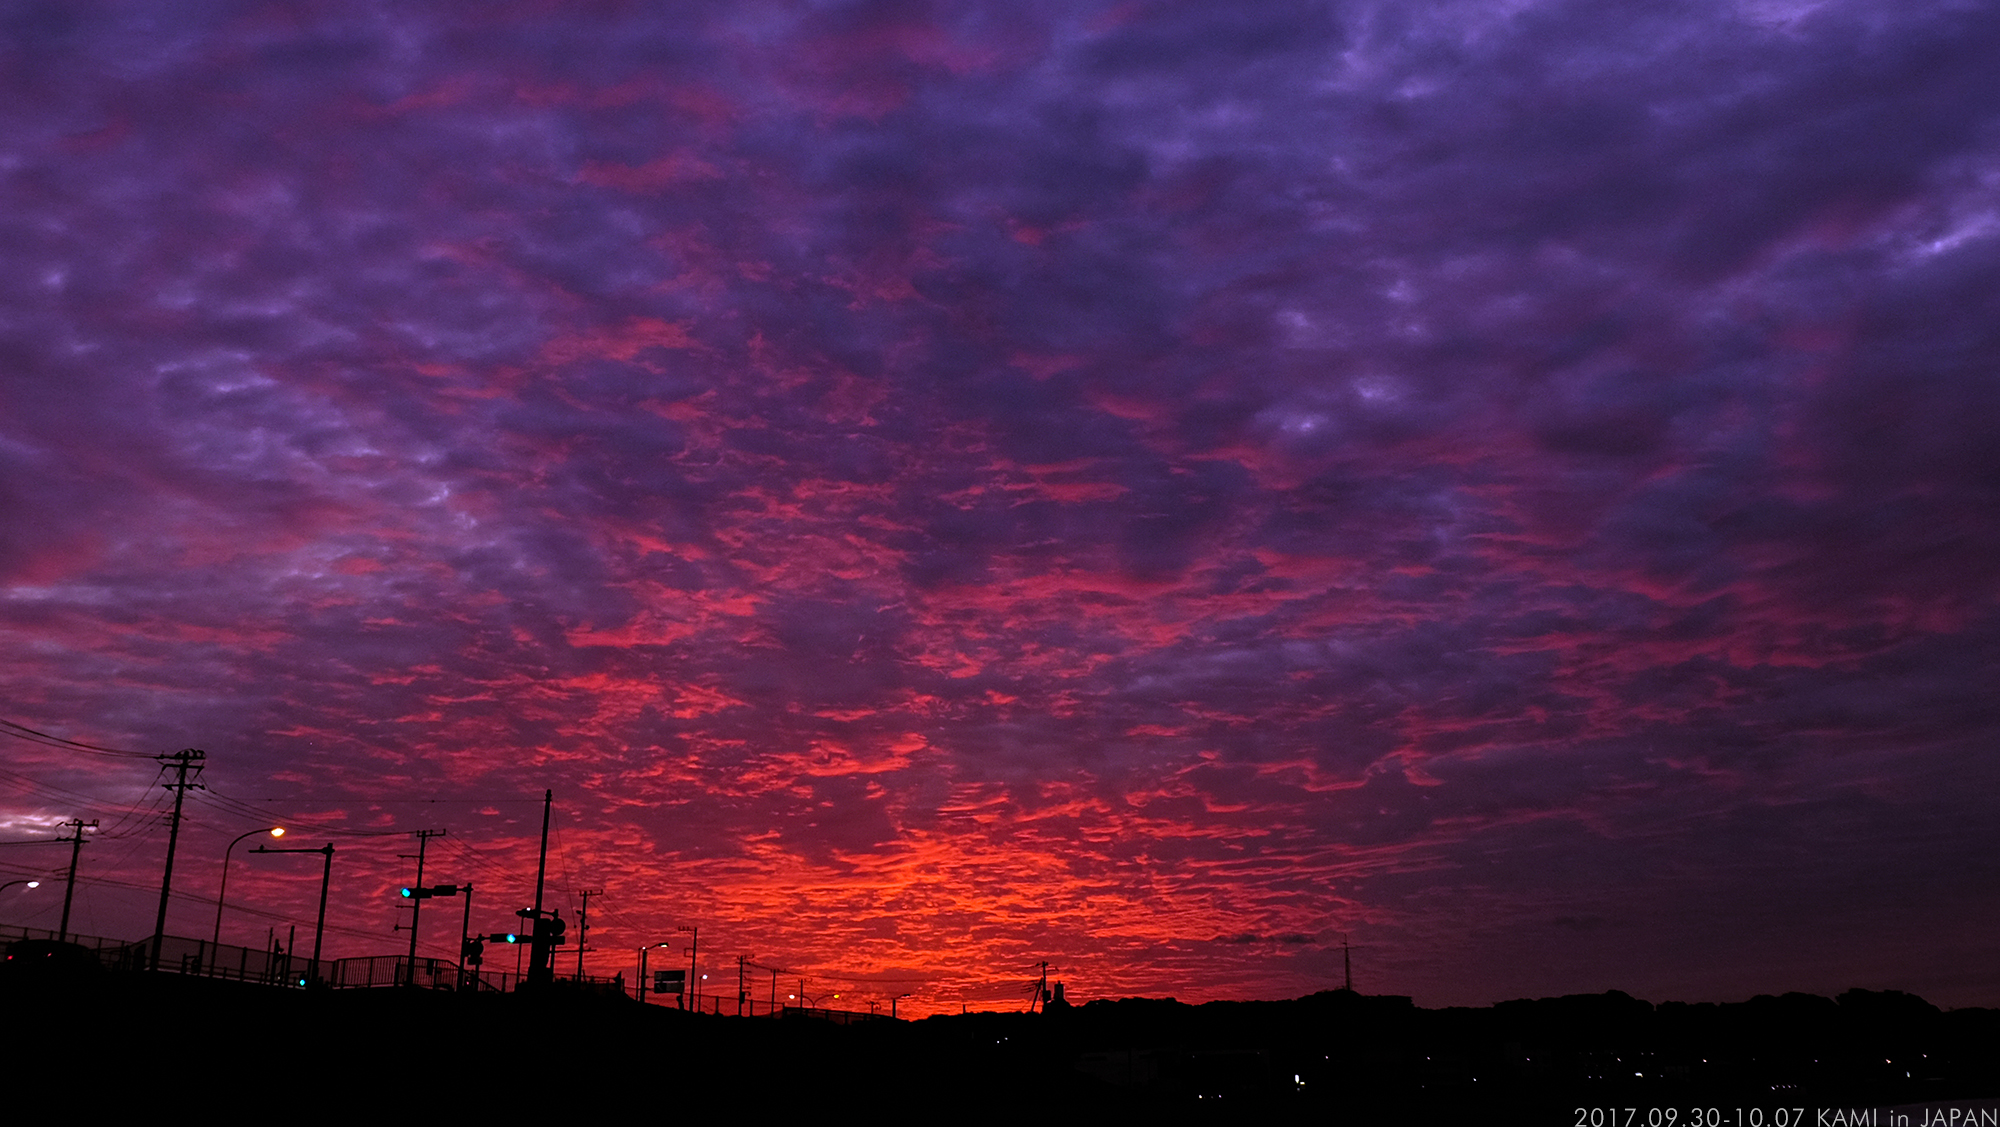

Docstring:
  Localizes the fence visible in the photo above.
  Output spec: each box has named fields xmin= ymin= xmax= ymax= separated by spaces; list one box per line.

xmin=324 ymin=953 xmax=526 ymax=992
xmin=0 ymin=924 xmax=539 ymax=992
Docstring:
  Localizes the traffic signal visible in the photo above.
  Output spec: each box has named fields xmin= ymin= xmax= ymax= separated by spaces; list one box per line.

xmin=462 ymin=936 xmax=485 ymax=966
xmin=511 ymin=910 xmax=567 ymax=946
xmin=400 ymin=884 xmax=461 ymax=899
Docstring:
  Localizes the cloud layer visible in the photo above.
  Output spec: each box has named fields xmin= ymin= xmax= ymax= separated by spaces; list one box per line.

xmin=3 ymin=0 xmax=1997 ymax=1013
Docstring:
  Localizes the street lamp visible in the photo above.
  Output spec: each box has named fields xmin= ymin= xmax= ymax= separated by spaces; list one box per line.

xmin=637 ymin=940 xmax=675 ymax=1004
xmin=212 ymin=827 xmax=284 ymax=975
xmin=251 ymin=842 xmax=333 ymax=987
xmin=0 ymin=879 xmax=40 ymax=930
xmin=797 ymin=978 xmax=826 ymax=1009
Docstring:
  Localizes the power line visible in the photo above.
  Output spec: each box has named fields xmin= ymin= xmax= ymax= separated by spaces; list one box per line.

xmin=436 ymin=834 xmax=515 ymax=881
xmin=193 ymin=787 xmax=412 ymax=837
xmin=95 ymin=785 xmax=177 ymax=840
xmin=0 ymin=765 xmax=162 ymax=827
xmin=0 ymin=715 xmax=154 ymax=758
xmin=28 ymin=868 xmax=461 ymax=956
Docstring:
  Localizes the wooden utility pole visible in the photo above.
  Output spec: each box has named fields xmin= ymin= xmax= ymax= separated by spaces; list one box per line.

xmin=402 ymin=828 xmax=448 ymax=984
xmin=678 ymin=924 xmax=698 ymax=1010
xmin=56 ymin=818 xmax=95 ymax=943
xmin=149 ymin=749 xmax=205 ymax=971
xmin=455 ymin=883 xmax=476 ymax=989
xmin=527 ymin=790 xmax=554 ymax=988
xmin=575 ymin=887 xmax=602 ymax=979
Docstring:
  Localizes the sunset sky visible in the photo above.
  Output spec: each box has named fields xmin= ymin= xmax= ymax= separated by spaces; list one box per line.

xmin=2 ymin=0 xmax=1997 ymax=1017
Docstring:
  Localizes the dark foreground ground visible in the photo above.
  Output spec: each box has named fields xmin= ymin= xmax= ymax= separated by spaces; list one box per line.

xmin=3 ymin=965 xmax=1996 ymax=1123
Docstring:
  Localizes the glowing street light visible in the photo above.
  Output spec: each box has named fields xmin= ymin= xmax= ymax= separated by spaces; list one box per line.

xmin=0 ymin=879 xmax=41 ymax=928
xmin=211 ymin=827 xmax=284 ymax=975
xmin=637 ymin=940 xmax=676 ymax=1004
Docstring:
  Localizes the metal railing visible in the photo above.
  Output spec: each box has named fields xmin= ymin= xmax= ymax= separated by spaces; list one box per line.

xmin=323 ymin=953 xmax=523 ymax=992
xmin=2 ymin=924 xmax=618 ymax=995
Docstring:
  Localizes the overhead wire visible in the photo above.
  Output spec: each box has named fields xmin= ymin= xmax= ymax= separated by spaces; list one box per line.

xmin=93 ymin=778 xmax=177 ymax=841
xmin=0 ymin=715 xmax=156 ymax=759
xmin=194 ymin=786 xmax=410 ymax=837
xmin=37 ymin=868 xmax=458 ymax=955
xmin=0 ymin=763 xmax=141 ymax=811
xmin=0 ymin=857 xmax=64 ymax=880
xmin=436 ymin=834 xmax=516 ymax=882
xmin=0 ymin=759 xmax=174 ymax=843
xmin=89 ymin=812 xmax=172 ymax=876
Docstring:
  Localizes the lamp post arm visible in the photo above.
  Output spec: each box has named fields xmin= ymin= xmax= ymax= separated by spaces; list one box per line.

xmin=213 ymin=826 xmax=283 ymax=972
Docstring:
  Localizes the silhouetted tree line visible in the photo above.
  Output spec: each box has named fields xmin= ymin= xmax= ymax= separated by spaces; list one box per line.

xmin=2 ymin=963 xmax=1993 ymax=1119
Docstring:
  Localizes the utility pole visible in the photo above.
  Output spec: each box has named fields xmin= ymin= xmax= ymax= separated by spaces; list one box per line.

xmin=678 ymin=924 xmax=698 ymax=1011
xmin=310 ymin=844 xmax=331 ymax=985
xmin=1339 ymin=934 xmax=1367 ymax=992
xmin=456 ymin=883 xmax=475 ymax=990
xmin=1029 ymin=961 xmax=1050 ymax=1013
xmin=574 ymin=887 xmax=602 ymax=979
xmin=737 ymin=954 xmax=745 ymax=1016
xmin=149 ymin=749 xmax=205 ymax=971
xmin=401 ymin=828 xmax=448 ymax=985
xmin=56 ymin=818 xmax=95 ymax=943
xmin=527 ymin=790 xmax=554 ymax=988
